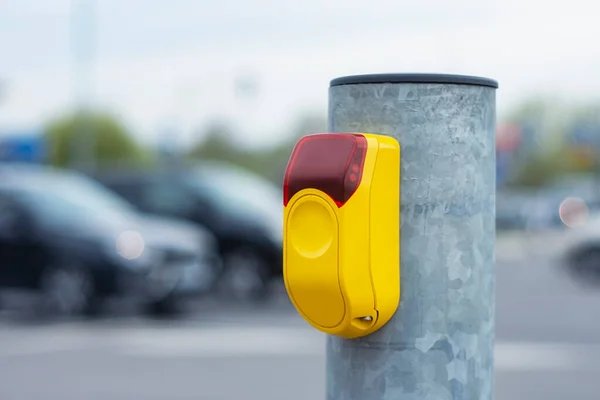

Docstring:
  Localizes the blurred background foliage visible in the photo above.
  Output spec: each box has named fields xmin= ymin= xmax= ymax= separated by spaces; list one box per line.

xmin=45 ymin=111 xmax=153 ymax=171
xmin=43 ymin=110 xmax=326 ymax=185
xmin=40 ymin=98 xmax=600 ymax=189
xmin=187 ymin=112 xmax=326 ymax=184
xmin=496 ymin=97 xmax=600 ymax=189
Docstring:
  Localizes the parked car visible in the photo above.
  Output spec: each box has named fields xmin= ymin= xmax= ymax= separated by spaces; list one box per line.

xmin=557 ymin=208 xmax=600 ymax=287
xmin=0 ymin=163 xmax=221 ymax=317
xmin=94 ymin=161 xmax=283 ymax=301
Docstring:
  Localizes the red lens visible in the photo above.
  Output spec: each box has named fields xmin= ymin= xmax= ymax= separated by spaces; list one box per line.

xmin=283 ymin=133 xmax=368 ymax=207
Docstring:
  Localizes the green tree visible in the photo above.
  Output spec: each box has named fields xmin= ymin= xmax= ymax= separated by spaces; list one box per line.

xmin=509 ymin=148 xmax=569 ymax=188
xmin=45 ymin=111 xmax=151 ymax=171
xmin=502 ymin=97 xmax=600 ymax=188
xmin=187 ymin=119 xmax=237 ymax=163
xmin=187 ymin=112 xmax=327 ymax=185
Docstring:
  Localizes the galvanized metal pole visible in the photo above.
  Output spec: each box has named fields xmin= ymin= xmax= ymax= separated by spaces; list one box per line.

xmin=327 ymin=74 xmax=498 ymax=400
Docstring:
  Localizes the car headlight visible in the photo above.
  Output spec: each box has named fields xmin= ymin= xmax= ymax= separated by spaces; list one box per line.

xmin=106 ymin=230 xmax=162 ymax=270
xmin=115 ymin=230 xmax=145 ymax=259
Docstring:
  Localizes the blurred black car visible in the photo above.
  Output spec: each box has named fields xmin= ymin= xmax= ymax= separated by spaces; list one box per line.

xmin=560 ymin=211 xmax=600 ymax=285
xmin=94 ymin=161 xmax=283 ymax=301
xmin=0 ymin=163 xmax=220 ymax=317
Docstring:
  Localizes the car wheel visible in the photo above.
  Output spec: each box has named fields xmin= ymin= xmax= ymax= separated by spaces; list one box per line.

xmin=39 ymin=265 xmax=97 ymax=318
xmin=220 ymin=247 xmax=272 ymax=302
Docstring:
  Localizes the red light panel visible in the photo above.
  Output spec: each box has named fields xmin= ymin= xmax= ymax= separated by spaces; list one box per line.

xmin=283 ymin=133 xmax=368 ymax=207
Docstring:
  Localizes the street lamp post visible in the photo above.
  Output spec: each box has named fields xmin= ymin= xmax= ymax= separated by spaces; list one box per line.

xmin=70 ymin=0 xmax=97 ymax=172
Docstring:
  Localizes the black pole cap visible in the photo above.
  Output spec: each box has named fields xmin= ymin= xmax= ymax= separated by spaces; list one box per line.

xmin=330 ymin=73 xmax=498 ymax=89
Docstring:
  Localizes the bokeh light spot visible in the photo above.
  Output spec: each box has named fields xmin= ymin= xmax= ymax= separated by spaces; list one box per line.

xmin=116 ymin=230 xmax=145 ymax=260
xmin=559 ymin=197 xmax=589 ymax=228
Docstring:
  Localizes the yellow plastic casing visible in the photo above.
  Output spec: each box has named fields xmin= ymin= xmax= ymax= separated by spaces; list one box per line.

xmin=283 ymin=133 xmax=400 ymax=339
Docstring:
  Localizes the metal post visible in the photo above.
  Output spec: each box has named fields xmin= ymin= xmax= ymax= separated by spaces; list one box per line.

xmin=70 ymin=0 xmax=97 ymax=172
xmin=326 ymin=74 xmax=498 ymax=400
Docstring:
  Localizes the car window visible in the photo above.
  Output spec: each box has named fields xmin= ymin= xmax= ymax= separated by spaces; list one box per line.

xmin=184 ymin=164 xmax=282 ymax=222
xmin=141 ymin=180 xmax=197 ymax=216
xmin=102 ymin=180 xmax=144 ymax=206
xmin=7 ymin=172 xmax=137 ymax=228
xmin=16 ymin=190 xmax=93 ymax=227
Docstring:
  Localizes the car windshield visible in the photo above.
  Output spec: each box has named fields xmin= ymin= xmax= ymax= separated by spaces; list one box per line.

xmin=185 ymin=163 xmax=282 ymax=219
xmin=13 ymin=171 xmax=136 ymax=225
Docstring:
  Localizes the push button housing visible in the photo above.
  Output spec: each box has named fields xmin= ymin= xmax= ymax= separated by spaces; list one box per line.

xmin=282 ymin=133 xmax=400 ymax=338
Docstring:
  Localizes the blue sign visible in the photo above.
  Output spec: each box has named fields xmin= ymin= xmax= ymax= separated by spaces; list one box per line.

xmin=0 ymin=132 xmax=46 ymax=163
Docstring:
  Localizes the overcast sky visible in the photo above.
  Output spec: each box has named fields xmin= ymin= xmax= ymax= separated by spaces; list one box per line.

xmin=0 ymin=0 xmax=598 ymax=148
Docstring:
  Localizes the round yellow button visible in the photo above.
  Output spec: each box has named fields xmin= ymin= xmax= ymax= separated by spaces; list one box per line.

xmin=288 ymin=196 xmax=336 ymax=259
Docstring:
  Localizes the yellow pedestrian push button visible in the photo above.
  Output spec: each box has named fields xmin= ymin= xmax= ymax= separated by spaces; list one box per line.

xmin=282 ymin=132 xmax=400 ymax=338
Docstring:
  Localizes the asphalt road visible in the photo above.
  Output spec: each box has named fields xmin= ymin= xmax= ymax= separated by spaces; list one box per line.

xmin=1 ymin=232 xmax=600 ymax=400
